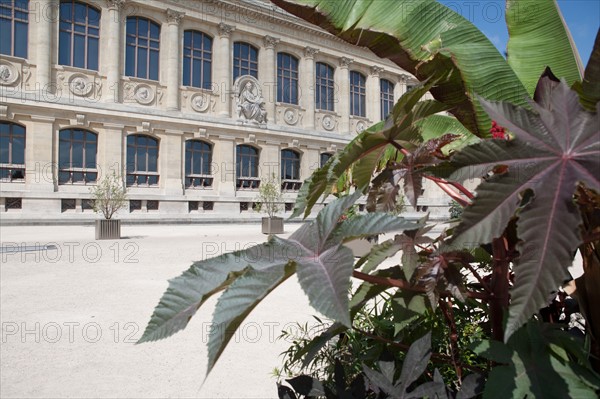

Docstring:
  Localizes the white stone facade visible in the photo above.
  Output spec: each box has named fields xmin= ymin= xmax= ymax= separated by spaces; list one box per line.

xmin=0 ymin=0 xmax=450 ymax=222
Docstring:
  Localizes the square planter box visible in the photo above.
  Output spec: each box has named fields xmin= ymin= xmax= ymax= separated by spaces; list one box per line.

xmin=95 ymin=219 xmax=121 ymax=240
xmin=262 ymin=217 xmax=284 ymax=234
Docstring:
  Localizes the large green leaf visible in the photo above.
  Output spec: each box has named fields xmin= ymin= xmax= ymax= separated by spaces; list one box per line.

xmin=291 ymin=80 xmax=450 ymax=219
xmin=437 ymin=78 xmax=600 ymax=339
xmin=473 ymin=321 xmax=600 ymax=398
xmin=207 ymin=263 xmax=294 ymax=373
xmin=137 ymin=238 xmax=293 ymax=343
xmin=506 ymin=0 xmax=583 ymax=96
xmin=327 ymin=213 xmax=419 ymax=249
xmin=272 ymin=0 xmax=530 ymax=137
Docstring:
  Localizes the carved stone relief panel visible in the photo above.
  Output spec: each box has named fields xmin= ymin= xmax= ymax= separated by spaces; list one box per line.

xmin=316 ymin=111 xmax=340 ymax=132
xmin=181 ymin=89 xmax=217 ymax=114
xmin=122 ymin=79 xmax=164 ymax=106
xmin=276 ymin=105 xmax=304 ymax=126
xmin=56 ymin=68 xmax=102 ymax=99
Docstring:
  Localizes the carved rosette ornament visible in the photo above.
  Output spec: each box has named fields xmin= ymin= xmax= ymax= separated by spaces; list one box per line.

xmin=0 ymin=62 xmax=19 ymax=86
xmin=218 ymin=22 xmax=235 ymax=37
xmin=68 ymin=73 xmax=94 ymax=96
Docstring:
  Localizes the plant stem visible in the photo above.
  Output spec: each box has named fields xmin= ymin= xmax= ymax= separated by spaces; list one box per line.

xmin=352 ymin=271 xmax=489 ymax=300
xmin=439 ymin=298 xmax=462 ymax=381
xmin=489 ymin=237 xmax=511 ymax=342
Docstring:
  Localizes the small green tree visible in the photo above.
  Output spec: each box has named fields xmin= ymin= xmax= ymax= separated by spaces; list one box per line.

xmin=255 ymin=177 xmax=283 ymax=218
xmin=90 ymin=172 xmax=127 ymax=220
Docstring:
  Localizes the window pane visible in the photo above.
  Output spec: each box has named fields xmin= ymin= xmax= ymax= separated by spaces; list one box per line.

xmin=0 ymin=135 xmax=8 ymax=163
xmin=59 ymin=1 xmax=71 ymax=20
xmin=59 ymin=140 xmax=70 ymax=167
xmin=73 ymin=34 xmax=85 ymax=68
xmin=149 ymin=21 xmax=159 ymax=39
xmin=149 ymin=50 xmax=159 ymax=80
xmin=85 ymin=142 xmax=96 ymax=168
xmin=192 ymin=58 xmax=201 ymax=87
xmin=14 ymin=21 xmax=27 ymax=58
xmin=0 ymin=18 xmax=10 ymax=55
xmin=182 ymin=57 xmax=190 ymax=86
xmin=12 ymin=136 xmax=24 ymax=164
xmin=126 ymin=17 xmax=136 ymax=34
xmin=137 ymin=47 xmax=147 ymax=78
xmin=148 ymin=147 xmax=157 ymax=171
xmin=59 ymin=31 xmax=71 ymax=65
xmin=126 ymin=145 xmax=134 ymax=172
xmin=136 ymin=147 xmax=146 ymax=170
xmin=74 ymin=3 xmax=86 ymax=24
xmin=88 ymin=7 xmax=99 ymax=26
xmin=203 ymin=60 xmax=211 ymax=89
xmin=88 ymin=37 xmax=98 ymax=70
xmin=72 ymin=140 xmax=83 ymax=168
xmin=125 ymin=45 xmax=135 ymax=76
xmin=138 ymin=18 xmax=148 ymax=36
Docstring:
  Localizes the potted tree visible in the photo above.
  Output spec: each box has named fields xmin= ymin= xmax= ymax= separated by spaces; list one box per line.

xmin=255 ymin=177 xmax=284 ymax=234
xmin=90 ymin=172 xmax=128 ymax=240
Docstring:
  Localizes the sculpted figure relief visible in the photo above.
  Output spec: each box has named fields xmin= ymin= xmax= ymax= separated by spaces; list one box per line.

xmin=236 ymin=79 xmax=267 ymax=124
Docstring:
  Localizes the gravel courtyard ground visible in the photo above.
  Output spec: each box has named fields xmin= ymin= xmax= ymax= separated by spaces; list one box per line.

xmin=0 ymin=223 xmax=318 ymax=398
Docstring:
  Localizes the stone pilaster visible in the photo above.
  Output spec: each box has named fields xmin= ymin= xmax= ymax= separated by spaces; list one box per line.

xmin=301 ymin=46 xmax=319 ymax=129
xmin=26 ymin=117 xmax=56 ymax=192
xmin=368 ymin=66 xmax=384 ymax=122
xmin=35 ymin=0 xmax=57 ymax=92
xmin=260 ymin=35 xmax=279 ymax=123
xmin=165 ymin=9 xmax=185 ymax=110
xmin=337 ymin=56 xmax=353 ymax=133
xmin=396 ymin=73 xmax=409 ymax=100
xmin=216 ymin=23 xmax=235 ymax=117
xmin=103 ymin=0 xmax=125 ymax=102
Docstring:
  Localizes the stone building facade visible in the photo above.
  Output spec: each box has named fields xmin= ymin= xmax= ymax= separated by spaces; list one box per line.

xmin=0 ymin=0 xmax=446 ymax=222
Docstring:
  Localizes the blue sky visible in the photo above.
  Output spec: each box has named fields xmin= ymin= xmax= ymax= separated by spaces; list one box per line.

xmin=438 ymin=0 xmax=599 ymax=66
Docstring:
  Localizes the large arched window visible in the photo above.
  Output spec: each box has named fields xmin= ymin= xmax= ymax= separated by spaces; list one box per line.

xmin=58 ymin=0 xmax=100 ymax=70
xmin=126 ymin=135 xmax=159 ymax=186
xmin=233 ymin=42 xmax=258 ymax=82
xmin=0 ymin=121 xmax=25 ymax=181
xmin=185 ymin=140 xmax=212 ymax=188
xmin=281 ymin=149 xmax=301 ymax=191
xmin=0 ymin=0 xmax=28 ymax=58
xmin=58 ymin=128 xmax=97 ymax=184
xmin=277 ymin=52 xmax=298 ymax=104
xmin=236 ymin=144 xmax=259 ymax=189
xmin=380 ymin=78 xmax=395 ymax=120
xmin=125 ymin=17 xmax=160 ymax=80
xmin=350 ymin=71 xmax=366 ymax=117
xmin=315 ymin=62 xmax=334 ymax=111
xmin=183 ymin=30 xmax=212 ymax=89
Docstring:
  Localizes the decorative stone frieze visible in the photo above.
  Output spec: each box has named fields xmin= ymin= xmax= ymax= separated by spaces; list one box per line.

xmin=263 ymin=35 xmax=280 ymax=49
xmin=56 ymin=68 xmax=102 ymax=99
xmin=303 ymin=46 xmax=319 ymax=58
xmin=123 ymin=79 xmax=164 ymax=106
